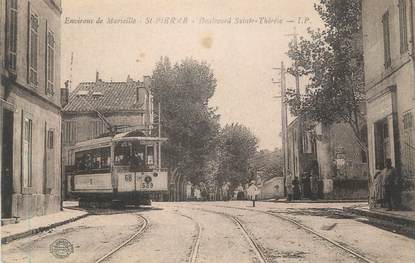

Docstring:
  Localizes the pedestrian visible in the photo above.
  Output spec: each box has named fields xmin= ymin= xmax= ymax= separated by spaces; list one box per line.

xmin=293 ymin=176 xmax=301 ymax=200
xmin=223 ymin=182 xmax=230 ymax=201
xmin=310 ymin=171 xmax=318 ymax=200
xmin=302 ymin=172 xmax=311 ymax=199
xmin=383 ymin=159 xmax=397 ymax=211
xmin=247 ymin=181 xmax=258 ymax=207
xmin=372 ymin=163 xmax=385 ymax=208
xmin=286 ymin=173 xmax=293 ymax=201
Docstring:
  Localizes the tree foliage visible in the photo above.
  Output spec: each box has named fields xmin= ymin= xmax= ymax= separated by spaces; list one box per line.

xmin=151 ymin=57 xmax=220 ymax=184
xmin=250 ymin=148 xmax=284 ymax=181
xmin=286 ymin=0 xmax=366 ymax=151
xmin=216 ymin=123 xmax=258 ymax=188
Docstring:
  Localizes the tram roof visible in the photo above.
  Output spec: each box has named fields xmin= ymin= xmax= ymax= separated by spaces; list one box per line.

xmin=70 ymin=130 xmax=167 ymax=151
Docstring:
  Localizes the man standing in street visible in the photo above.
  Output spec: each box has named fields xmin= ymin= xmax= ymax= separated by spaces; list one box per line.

xmin=286 ymin=172 xmax=293 ymax=201
xmin=383 ymin=159 xmax=398 ymax=211
xmin=247 ymin=181 xmax=259 ymax=207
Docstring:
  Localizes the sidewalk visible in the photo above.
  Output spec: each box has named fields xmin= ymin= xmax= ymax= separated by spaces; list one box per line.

xmin=261 ymin=198 xmax=368 ymax=203
xmin=1 ymin=209 xmax=88 ymax=244
xmin=343 ymin=204 xmax=415 ymax=235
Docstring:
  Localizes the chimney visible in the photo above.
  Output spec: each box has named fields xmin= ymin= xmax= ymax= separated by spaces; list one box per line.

xmin=61 ymin=80 xmax=70 ymax=108
xmin=126 ymin=74 xmax=134 ymax=84
xmin=96 ymin=71 xmax=101 ymax=82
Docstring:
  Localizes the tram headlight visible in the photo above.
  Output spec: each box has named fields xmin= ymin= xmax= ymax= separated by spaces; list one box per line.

xmin=144 ymin=176 xmax=152 ymax=183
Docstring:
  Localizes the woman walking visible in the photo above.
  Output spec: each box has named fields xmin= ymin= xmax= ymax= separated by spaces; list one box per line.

xmin=372 ymin=164 xmax=385 ymax=208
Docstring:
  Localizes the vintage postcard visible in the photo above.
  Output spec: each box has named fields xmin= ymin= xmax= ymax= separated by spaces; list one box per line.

xmin=1 ymin=0 xmax=415 ymax=262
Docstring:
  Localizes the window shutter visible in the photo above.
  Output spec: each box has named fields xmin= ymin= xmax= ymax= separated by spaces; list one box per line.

xmin=382 ymin=11 xmax=391 ymax=68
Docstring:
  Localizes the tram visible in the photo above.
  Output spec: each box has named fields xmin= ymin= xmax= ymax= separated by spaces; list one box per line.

xmin=66 ymin=130 xmax=168 ymax=207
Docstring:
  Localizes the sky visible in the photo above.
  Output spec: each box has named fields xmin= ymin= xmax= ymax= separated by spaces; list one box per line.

xmin=61 ymin=0 xmax=322 ymax=150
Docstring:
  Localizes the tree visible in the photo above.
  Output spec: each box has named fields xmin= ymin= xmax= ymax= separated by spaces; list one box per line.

xmin=151 ymin=57 xmax=220 ymax=184
xmin=286 ymin=0 xmax=366 ymax=151
xmin=216 ymin=123 xmax=258 ymax=188
xmin=251 ymin=148 xmax=284 ymax=181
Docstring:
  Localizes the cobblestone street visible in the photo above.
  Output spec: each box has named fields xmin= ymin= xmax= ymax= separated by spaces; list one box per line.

xmin=2 ymin=201 xmax=414 ymax=263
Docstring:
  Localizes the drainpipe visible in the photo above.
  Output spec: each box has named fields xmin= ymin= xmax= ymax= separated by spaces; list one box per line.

xmin=410 ymin=0 xmax=415 ymax=57
xmin=410 ymin=0 xmax=415 ymax=99
xmin=60 ymin=114 xmax=63 ymax=211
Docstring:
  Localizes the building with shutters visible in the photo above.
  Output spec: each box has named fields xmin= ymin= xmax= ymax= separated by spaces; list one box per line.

xmin=1 ymin=0 xmax=62 ymax=220
xmin=362 ymin=0 xmax=415 ymax=209
xmin=61 ymin=74 xmax=154 ymax=198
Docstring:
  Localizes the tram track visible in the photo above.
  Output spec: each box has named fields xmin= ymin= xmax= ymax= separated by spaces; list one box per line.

xmin=173 ymin=211 xmax=202 ymax=263
xmin=186 ymin=207 xmax=268 ymax=263
xmin=95 ymin=213 xmax=149 ymax=263
xmin=206 ymin=204 xmax=376 ymax=263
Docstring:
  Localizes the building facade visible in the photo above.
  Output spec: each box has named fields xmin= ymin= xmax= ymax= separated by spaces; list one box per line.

xmin=287 ymin=115 xmax=368 ymax=200
xmin=61 ymin=75 xmax=155 ymax=197
xmin=1 ymin=0 xmax=62 ymax=220
xmin=362 ymin=0 xmax=415 ymax=209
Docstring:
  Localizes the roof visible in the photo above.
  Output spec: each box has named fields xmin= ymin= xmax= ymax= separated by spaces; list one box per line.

xmin=63 ymin=81 xmax=147 ymax=113
xmin=70 ymin=130 xmax=167 ymax=151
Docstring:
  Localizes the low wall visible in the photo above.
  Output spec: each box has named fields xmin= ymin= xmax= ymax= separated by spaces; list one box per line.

xmin=259 ymin=177 xmax=284 ymax=200
xmin=320 ymin=179 xmax=368 ymax=200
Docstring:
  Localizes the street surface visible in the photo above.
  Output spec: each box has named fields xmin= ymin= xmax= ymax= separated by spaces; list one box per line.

xmin=2 ymin=201 xmax=414 ymax=263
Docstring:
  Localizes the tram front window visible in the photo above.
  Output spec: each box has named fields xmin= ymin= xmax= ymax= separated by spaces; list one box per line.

xmin=114 ymin=141 xmax=131 ymax=166
xmin=131 ymin=144 xmax=145 ymax=172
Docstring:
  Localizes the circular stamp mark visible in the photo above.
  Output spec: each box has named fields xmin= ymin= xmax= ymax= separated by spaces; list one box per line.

xmin=50 ymin=238 xmax=74 ymax=259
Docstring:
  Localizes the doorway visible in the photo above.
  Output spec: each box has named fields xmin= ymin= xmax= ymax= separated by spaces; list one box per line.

xmin=2 ymin=109 xmax=14 ymax=218
xmin=374 ymin=118 xmax=390 ymax=169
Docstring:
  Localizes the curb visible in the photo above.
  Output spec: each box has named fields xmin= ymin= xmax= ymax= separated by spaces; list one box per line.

xmin=1 ymin=213 xmax=89 ymax=244
xmin=262 ymin=199 xmax=368 ymax=204
xmin=343 ymin=206 xmax=415 ymax=237
xmin=343 ymin=206 xmax=415 ymax=226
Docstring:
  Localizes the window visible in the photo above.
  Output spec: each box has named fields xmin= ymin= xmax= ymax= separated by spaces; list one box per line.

xmin=399 ymin=0 xmax=408 ymax=53
xmin=404 ymin=112 xmax=413 ymax=129
xmin=74 ymin=147 xmax=111 ymax=174
xmin=114 ymin=141 xmax=132 ymax=166
xmin=63 ymin=121 xmax=77 ymax=144
xmin=147 ymin=146 xmax=154 ymax=165
xmin=382 ymin=11 xmax=391 ymax=68
xmin=7 ymin=0 xmax=18 ymax=70
xmin=22 ymin=117 xmax=33 ymax=187
xmin=303 ymin=130 xmax=313 ymax=154
xmin=383 ymin=121 xmax=389 ymax=138
xmin=131 ymin=143 xmax=146 ymax=171
xmin=29 ymin=10 xmax=39 ymax=87
xmin=46 ymin=28 xmax=55 ymax=95
xmin=47 ymin=129 xmax=54 ymax=149
xmin=375 ymin=118 xmax=390 ymax=169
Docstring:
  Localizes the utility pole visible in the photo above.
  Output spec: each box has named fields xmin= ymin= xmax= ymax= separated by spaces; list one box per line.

xmin=272 ymin=62 xmax=288 ymax=194
xmin=280 ymin=62 xmax=288 ymax=187
xmin=286 ymin=27 xmax=300 ymax=94
xmin=293 ymin=29 xmax=300 ymax=94
xmin=158 ymin=102 xmax=162 ymax=171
